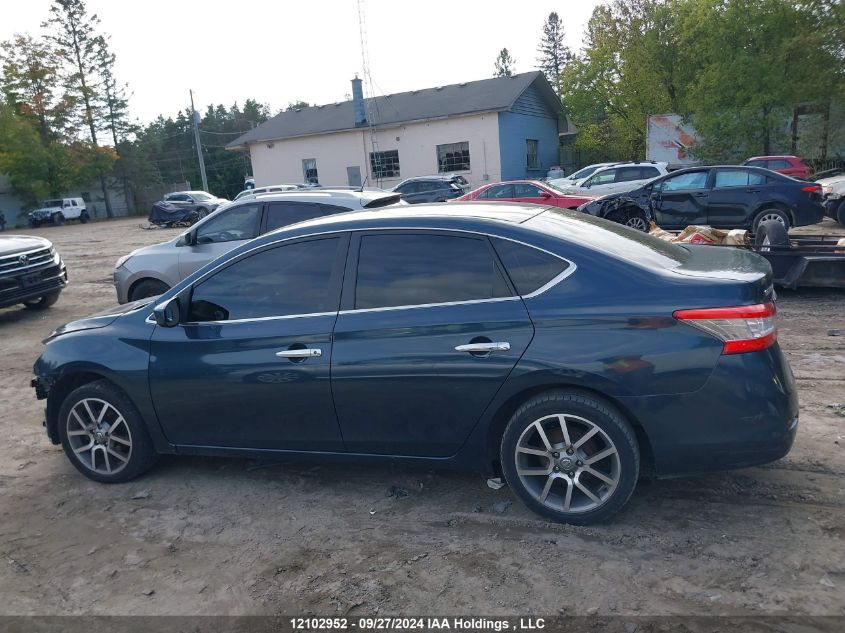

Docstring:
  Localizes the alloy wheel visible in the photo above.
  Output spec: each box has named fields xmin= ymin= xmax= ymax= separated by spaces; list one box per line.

xmin=65 ymin=398 xmax=133 ymax=475
xmin=758 ymin=212 xmax=787 ymax=228
xmin=514 ymin=414 xmax=620 ymax=513
xmin=625 ymin=216 xmax=648 ymax=231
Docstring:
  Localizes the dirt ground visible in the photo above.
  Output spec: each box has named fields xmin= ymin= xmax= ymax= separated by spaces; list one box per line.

xmin=0 ymin=216 xmax=844 ymax=617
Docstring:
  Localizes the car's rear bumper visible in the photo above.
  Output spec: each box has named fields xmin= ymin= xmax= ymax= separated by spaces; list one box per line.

xmin=824 ymin=197 xmax=842 ymax=220
xmin=793 ymin=200 xmax=825 ymax=226
xmin=619 ymin=344 xmax=798 ymax=477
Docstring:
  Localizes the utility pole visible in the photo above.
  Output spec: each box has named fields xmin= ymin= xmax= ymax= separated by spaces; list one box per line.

xmin=190 ymin=89 xmax=209 ymax=192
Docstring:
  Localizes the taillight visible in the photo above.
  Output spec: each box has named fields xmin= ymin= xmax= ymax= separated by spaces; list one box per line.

xmin=801 ymin=185 xmax=820 ymax=193
xmin=673 ymin=302 xmax=777 ymax=355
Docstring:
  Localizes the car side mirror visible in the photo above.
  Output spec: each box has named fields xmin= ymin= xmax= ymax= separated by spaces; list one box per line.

xmin=153 ymin=297 xmax=182 ymax=328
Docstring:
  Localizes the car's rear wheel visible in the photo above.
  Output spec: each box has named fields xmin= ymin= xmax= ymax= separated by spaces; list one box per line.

xmin=836 ymin=201 xmax=845 ymax=226
xmin=22 ymin=290 xmax=60 ymax=310
xmin=58 ymin=380 xmax=157 ymax=483
xmin=753 ymin=208 xmax=789 ymax=232
xmin=80 ymin=211 xmax=90 ymax=223
xmin=754 ymin=219 xmax=789 ymax=251
xmin=53 ymin=212 xmax=65 ymax=226
xmin=500 ymin=390 xmax=639 ymax=525
xmin=129 ymin=278 xmax=170 ymax=302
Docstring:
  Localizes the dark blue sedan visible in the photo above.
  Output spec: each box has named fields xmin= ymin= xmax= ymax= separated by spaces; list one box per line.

xmin=31 ymin=204 xmax=798 ymax=524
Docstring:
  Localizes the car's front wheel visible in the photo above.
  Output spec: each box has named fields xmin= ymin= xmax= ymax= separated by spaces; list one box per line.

xmin=22 ymin=290 xmax=61 ymax=310
xmin=58 ymin=380 xmax=157 ymax=483
xmin=500 ymin=390 xmax=640 ymax=525
xmin=129 ymin=278 xmax=170 ymax=302
xmin=608 ymin=208 xmax=649 ymax=232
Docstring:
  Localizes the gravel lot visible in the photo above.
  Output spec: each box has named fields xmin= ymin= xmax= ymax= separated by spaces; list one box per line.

xmin=1 ymin=216 xmax=844 ymax=617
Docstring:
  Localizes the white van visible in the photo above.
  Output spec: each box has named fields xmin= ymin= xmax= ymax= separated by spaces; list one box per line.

xmin=28 ymin=198 xmax=88 ymax=227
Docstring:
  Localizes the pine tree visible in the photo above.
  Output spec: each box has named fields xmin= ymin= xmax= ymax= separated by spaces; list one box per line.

xmin=537 ymin=12 xmax=571 ymax=95
xmin=93 ymin=35 xmax=133 ymax=147
xmin=494 ymin=48 xmax=516 ymax=77
xmin=44 ymin=0 xmax=114 ymax=217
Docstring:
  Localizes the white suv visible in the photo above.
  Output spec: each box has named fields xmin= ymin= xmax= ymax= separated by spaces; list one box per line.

xmin=553 ymin=162 xmax=669 ymax=197
xmin=28 ymin=198 xmax=88 ymax=227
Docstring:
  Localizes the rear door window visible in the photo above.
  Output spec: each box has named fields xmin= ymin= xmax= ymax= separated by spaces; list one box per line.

xmin=492 ymin=238 xmax=569 ymax=295
xmin=265 ymin=202 xmax=325 ymax=232
xmin=769 ymin=159 xmax=791 ymax=169
xmin=354 ymin=233 xmax=510 ymax=309
xmin=714 ymin=169 xmax=767 ymax=188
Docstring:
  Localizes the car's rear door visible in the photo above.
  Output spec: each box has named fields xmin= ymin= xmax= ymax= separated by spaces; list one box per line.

xmin=651 ymin=170 xmax=710 ymax=228
xmin=706 ymin=168 xmax=766 ymax=228
xmin=150 ymin=234 xmax=349 ymax=449
xmin=330 ymin=230 xmax=534 ymax=457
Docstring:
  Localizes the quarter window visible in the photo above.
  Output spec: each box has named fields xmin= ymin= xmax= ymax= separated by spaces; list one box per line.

xmin=640 ymin=166 xmax=661 ymax=179
xmin=526 ymin=139 xmax=540 ymax=169
xmin=492 ymin=238 xmax=569 ymax=295
xmin=616 ymin=167 xmax=643 ymax=182
xmin=354 ymin=233 xmax=510 ymax=309
xmin=437 ymin=142 xmax=470 ymax=172
xmin=188 ymin=238 xmax=340 ymax=322
xmin=195 ymin=204 xmax=261 ymax=244
xmin=370 ymin=150 xmax=400 ymax=179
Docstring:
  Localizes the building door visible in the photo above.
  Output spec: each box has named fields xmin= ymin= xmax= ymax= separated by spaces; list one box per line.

xmin=347 ymin=166 xmax=362 ymax=187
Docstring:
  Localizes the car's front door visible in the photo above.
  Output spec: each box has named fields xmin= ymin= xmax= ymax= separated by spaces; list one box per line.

xmin=581 ymin=168 xmax=618 ymax=195
xmin=706 ymin=168 xmax=767 ymax=228
xmin=510 ymin=183 xmax=549 ymax=204
xmin=150 ymin=234 xmax=349 ymax=449
xmin=177 ymin=202 xmax=262 ymax=279
xmin=330 ymin=230 xmax=534 ymax=457
xmin=650 ymin=170 xmax=710 ymax=228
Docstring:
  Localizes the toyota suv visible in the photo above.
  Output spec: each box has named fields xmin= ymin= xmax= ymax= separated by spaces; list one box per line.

xmin=114 ymin=189 xmax=403 ymax=303
xmin=0 ymin=235 xmax=67 ymax=310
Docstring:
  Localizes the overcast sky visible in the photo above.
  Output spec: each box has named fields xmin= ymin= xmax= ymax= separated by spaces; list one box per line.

xmin=1 ymin=0 xmax=602 ymax=125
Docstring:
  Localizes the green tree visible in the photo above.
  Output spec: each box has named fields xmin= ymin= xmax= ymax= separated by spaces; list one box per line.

xmin=494 ymin=48 xmax=516 ymax=77
xmin=537 ymin=12 xmax=572 ymax=95
xmin=44 ymin=0 xmax=115 ymax=216
xmin=286 ymin=100 xmax=310 ymax=111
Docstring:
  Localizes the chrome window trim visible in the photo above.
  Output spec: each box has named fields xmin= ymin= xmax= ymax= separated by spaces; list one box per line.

xmin=147 ymin=224 xmax=576 ymax=325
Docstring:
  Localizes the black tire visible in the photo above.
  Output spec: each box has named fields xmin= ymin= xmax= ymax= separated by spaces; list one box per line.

xmin=754 ymin=219 xmax=789 ymax=248
xmin=752 ymin=208 xmax=789 ymax=232
xmin=79 ymin=211 xmax=90 ymax=223
xmin=608 ymin=207 xmax=649 ymax=232
xmin=500 ymin=390 xmax=640 ymax=525
xmin=195 ymin=207 xmax=208 ymax=219
xmin=836 ymin=201 xmax=845 ymax=227
xmin=58 ymin=379 xmax=157 ymax=483
xmin=22 ymin=290 xmax=61 ymax=310
xmin=129 ymin=278 xmax=170 ymax=302
xmin=53 ymin=212 xmax=65 ymax=226
xmin=29 ymin=219 xmax=40 ymax=228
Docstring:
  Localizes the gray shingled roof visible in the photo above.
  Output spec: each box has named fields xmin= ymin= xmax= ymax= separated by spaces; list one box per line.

xmin=227 ymin=71 xmax=557 ymax=149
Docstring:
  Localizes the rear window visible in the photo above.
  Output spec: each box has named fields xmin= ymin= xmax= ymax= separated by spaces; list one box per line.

xmin=526 ymin=209 xmax=690 ymax=269
xmin=492 ymin=238 xmax=569 ymax=295
xmin=640 ymin=166 xmax=661 ymax=178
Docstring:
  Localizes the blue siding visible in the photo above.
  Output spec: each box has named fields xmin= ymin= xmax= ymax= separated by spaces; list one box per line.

xmin=498 ymin=83 xmax=560 ymax=180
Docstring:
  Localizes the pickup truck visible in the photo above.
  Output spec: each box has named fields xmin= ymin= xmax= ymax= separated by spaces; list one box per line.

xmin=0 ymin=235 xmax=68 ymax=310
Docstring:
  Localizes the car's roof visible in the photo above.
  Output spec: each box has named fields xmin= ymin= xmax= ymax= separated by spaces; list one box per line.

xmin=745 ymin=155 xmax=800 ymax=161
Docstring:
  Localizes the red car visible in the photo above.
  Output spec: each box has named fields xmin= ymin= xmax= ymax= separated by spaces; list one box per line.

xmin=453 ymin=180 xmax=594 ymax=209
xmin=742 ymin=155 xmax=812 ymax=180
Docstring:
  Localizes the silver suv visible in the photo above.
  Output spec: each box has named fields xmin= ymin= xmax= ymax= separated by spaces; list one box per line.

xmin=113 ymin=189 xmax=403 ymax=303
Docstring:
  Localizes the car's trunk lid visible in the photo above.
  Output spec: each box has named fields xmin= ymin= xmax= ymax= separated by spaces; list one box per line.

xmin=669 ymin=244 xmax=775 ymax=304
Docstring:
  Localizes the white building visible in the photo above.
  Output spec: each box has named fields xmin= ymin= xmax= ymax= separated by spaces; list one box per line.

xmin=227 ymin=72 xmax=565 ymax=191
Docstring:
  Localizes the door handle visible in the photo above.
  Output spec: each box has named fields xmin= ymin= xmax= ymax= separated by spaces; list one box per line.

xmin=455 ymin=342 xmax=511 ymax=353
xmin=275 ymin=348 xmax=322 ymax=358
xmin=694 ymin=192 xmax=708 ymax=197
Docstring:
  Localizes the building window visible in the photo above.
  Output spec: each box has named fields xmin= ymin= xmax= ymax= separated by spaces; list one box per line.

xmin=302 ymin=158 xmax=318 ymax=184
xmin=370 ymin=150 xmax=400 ymax=179
xmin=526 ymin=139 xmax=539 ymax=169
xmin=437 ymin=142 xmax=470 ymax=172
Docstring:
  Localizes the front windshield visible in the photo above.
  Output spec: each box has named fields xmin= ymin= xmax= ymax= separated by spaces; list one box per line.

xmin=568 ymin=166 xmax=600 ymax=181
xmin=42 ymin=199 xmax=63 ymax=207
xmin=545 ymin=181 xmax=572 ymax=195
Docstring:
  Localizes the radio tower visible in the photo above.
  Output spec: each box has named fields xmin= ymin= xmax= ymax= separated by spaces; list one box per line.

xmin=357 ymin=0 xmax=382 ymax=186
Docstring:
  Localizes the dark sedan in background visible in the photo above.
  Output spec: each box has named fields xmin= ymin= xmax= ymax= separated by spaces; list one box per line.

xmin=32 ymin=204 xmax=796 ymax=524
xmin=579 ymin=166 xmax=824 ymax=231
xmin=392 ymin=174 xmax=467 ymax=203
